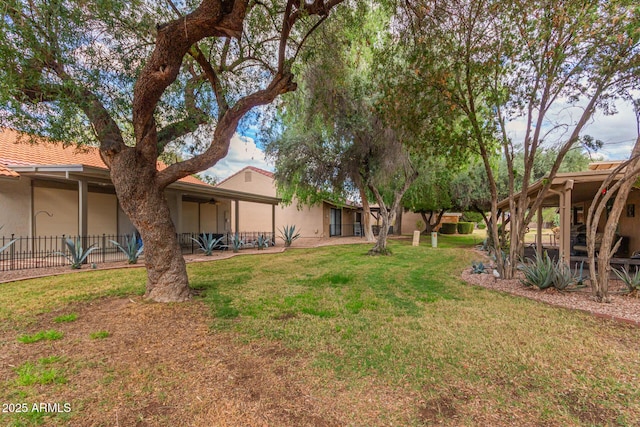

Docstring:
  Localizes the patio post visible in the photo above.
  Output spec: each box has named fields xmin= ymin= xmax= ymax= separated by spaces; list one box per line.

xmin=272 ymin=204 xmax=276 ymax=244
xmin=536 ymin=205 xmax=543 ymax=258
xmin=234 ymin=200 xmax=239 ymax=235
xmin=559 ymin=180 xmax=574 ymax=264
xmin=78 ymin=179 xmax=88 ymax=248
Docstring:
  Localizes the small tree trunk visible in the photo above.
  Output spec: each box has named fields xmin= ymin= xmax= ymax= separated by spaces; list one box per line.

xmin=369 ymin=206 xmax=392 ymax=255
xmin=587 ymin=135 xmax=640 ymax=302
xmin=359 ymin=185 xmax=375 ymax=242
xmin=111 ymin=150 xmax=191 ymax=302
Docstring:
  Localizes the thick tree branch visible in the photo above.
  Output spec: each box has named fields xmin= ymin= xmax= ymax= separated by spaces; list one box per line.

xmin=156 ymin=70 xmax=296 ymax=188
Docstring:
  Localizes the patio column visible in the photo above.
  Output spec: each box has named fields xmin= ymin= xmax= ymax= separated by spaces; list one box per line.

xmin=559 ymin=180 xmax=574 ymax=263
xmin=272 ymin=204 xmax=276 ymax=243
xmin=536 ymin=205 xmax=543 ymax=258
xmin=234 ymin=200 xmax=239 ymax=235
xmin=78 ymin=179 xmax=88 ymax=239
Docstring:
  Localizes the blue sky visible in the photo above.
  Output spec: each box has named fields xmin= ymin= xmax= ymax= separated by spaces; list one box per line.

xmin=207 ymin=100 xmax=638 ymax=182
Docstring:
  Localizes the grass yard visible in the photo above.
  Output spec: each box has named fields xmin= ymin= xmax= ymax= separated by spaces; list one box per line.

xmin=1 ymin=235 xmax=639 ymax=426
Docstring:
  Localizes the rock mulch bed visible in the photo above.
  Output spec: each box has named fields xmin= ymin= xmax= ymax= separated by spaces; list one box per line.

xmin=461 ymin=268 xmax=640 ymax=326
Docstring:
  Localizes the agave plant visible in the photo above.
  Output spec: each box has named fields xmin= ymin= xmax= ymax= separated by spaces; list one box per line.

xmin=255 ymin=234 xmax=271 ymax=250
xmin=55 ymin=238 xmax=99 ymax=269
xmin=471 ymin=261 xmax=487 ymax=274
xmin=519 ymin=252 xmax=555 ymax=289
xmin=110 ymin=234 xmax=144 ymax=263
xmin=230 ymin=233 xmax=244 ymax=253
xmin=278 ymin=225 xmax=301 ymax=248
xmin=0 ymin=225 xmax=16 ymax=253
xmin=191 ymin=233 xmax=224 ymax=256
xmin=553 ymin=260 xmax=574 ymax=290
xmin=613 ymin=266 xmax=640 ymax=294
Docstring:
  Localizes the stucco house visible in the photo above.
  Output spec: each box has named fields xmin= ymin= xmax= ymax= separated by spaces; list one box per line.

xmin=216 ymin=166 xmax=363 ymax=240
xmin=498 ymin=161 xmax=640 ymax=265
xmin=0 ymin=128 xmax=279 ymax=242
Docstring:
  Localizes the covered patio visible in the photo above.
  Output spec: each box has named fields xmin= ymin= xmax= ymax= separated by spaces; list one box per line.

xmin=498 ymin=166 xmax=640 ymax=267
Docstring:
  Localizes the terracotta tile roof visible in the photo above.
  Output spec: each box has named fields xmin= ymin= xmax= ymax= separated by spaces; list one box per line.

xmin=217 ymin=165 xmax=274 ymax=186
xmin=0 ymin=162 xmax=20 ymax=178
xmin=0 ymin=128 xmax=208 ymax=186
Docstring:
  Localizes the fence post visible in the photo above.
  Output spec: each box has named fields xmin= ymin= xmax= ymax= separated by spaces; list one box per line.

xmin=10 ymin=234 xmax=15 ymax=271
xmin=102 ymin=234 xmax=106 ymax=263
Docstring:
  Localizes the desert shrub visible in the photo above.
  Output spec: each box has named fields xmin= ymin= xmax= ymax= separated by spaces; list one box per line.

xmin=461 ymin=211 xmax=484 ymax=223
xmin=439 ymin=223 xmax=457 ymax=235
xmin=457 ymin=222 xmax=475 ymax=235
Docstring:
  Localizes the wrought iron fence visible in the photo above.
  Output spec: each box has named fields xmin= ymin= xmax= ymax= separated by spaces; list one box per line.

xmin=0 ymin=231 xmax=275 ymax=272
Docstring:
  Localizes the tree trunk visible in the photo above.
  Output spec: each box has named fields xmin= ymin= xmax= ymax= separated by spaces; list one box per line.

xmin=110 ymin=149 xmax=191 ymax=302
xmin=588 ymin=135 xmax=640 ymax=302
xmin=369 ymin=206 xmax=392 ymax=255
xmin=422 ymin=209 xmax=446 ymax=234
xmin=359 ymin=185 xmax=375 ymax=242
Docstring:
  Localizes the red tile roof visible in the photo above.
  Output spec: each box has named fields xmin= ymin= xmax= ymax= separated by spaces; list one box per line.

xmin=0 ymin=163 xmax=19 ymax=178
xmin=0 ymin=128 xmax=208 ymax=186
xmin=217 ymin=165 xmax=274 ymax=186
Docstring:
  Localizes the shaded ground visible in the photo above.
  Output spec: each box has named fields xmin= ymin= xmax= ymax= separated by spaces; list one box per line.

xmin=1 ymin=297 xmax=381 ymax=426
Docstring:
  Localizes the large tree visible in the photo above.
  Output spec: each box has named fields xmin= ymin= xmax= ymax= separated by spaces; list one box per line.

xmin=403 ymin=0 xmax=640 ymax=278
xmin=267 ymin=4 xmax=460 ymax=254
xmin=0 ymin=0 xmax=346 ymax=302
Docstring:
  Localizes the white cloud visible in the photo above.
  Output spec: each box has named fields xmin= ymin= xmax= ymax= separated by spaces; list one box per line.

xmin=504 ymin=99 xmax=638 ymax=160
xmin=204 ymin=133 xmax=273 ymax=182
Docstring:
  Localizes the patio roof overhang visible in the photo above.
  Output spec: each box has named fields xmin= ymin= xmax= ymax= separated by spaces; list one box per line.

xmin=8 ymin=163 xmax=281 ymax=205
xmin=497 ymin=169 xmax=625 ymax=210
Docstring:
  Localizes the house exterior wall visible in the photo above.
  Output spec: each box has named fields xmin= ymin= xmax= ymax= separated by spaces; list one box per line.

xmin=33 ymin=186 xmax=78 ymax=237
xmin=400 ymin=211 xmax=462 ymax=235
xmin=0 ymin=177 xmax=31 ymax=237
xmin=218 ymin=168 xmax=328 ymax=238
xmin=182 ymin=201 xmax=199 ymax=234
xmin=87 ymin=192 xmax=118 ymax=236
xmin=200 ymin=203 xmax=218 ymax=233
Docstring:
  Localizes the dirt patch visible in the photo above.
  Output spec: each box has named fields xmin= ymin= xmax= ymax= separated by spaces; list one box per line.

xmin=0 ymin=297 xmax=347 ymax=426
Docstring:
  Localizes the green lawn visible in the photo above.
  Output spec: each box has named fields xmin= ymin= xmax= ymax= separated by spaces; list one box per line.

xmin=2 ymin=235 xmax=640 ymax=425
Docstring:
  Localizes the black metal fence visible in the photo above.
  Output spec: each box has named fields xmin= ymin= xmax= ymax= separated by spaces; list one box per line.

xmin=0 ymin=231 xmax=275 ymax=272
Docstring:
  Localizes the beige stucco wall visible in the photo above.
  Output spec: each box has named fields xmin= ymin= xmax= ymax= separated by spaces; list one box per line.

xmin=400 ymin=211 xmax=461 ymax=235
xmin=182 ymin=201 xmax=199 ymax=233
xmin=200 ymin=203 xmax=218 ymax=233
xmin=0 ymin=177 xmax=31 ymax=237
xmin=87 ymin=192 xmax=118 ymax=236
xmin=33 ymin=186 xmax=78 ymax=237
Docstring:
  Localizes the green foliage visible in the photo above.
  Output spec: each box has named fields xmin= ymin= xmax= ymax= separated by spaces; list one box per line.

xmin=461 ymin=211 xmax=484 ymax=223
xmin=255 ymin=234 xmax=271 ymax=250
xmin=520 ymin=253 xmax=578 ymax=290
xmin=471 ymin=261 xmax=488 ymax=274
xmin=279 ymin=225 xmax=301 ymax=247
xmin=191 ymin=233 xmax=224 ymax=256
xmin=613 ymin=267 xmax=640 ymax=293
xmin=17 ymin=330 xmax=64 ymax=344
xmin=14 ymin=360 xmax=67 ymax=386
xmin=230 ymin=233 xmax=244 ymax=253
xmin=53 ymin=313 xmax=78 ymax=323
xmin=477 ymin=223 xmax=487 ymax=230
xmin=520 ymin=253 xmax=556 ymax=289
xmin=110 ymin=235 xmax=143 ymax=263
xmin=55 ymin=238 xmax=98 ymax=269
xmin=457 ymin=222 xmax=475 ymax=235
xmin=89 ymin=331 xmax=110 ymax=339
xmin=439 ymin=223 xmax=457 ymax=235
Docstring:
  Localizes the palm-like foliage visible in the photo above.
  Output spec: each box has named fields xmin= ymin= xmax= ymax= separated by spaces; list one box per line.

xmin=230 ymin=233 xmax=244 ymax=253
xmin=110 ymin=235 xmax=144 ymax=264
xmin=191 ymin=233 xmax=224 ymax=256
xmin=255 ymin=234 xmax=271 ymax=250
xmin=613 ymin=267 xmax=640 ymax=294
xmin=55 ymin=238 xmax=99 ymax=269
xmin=519 ymin=252 xmax=556 ymax=289
xmin=279 ymin=225 xmax=301 ymax=247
